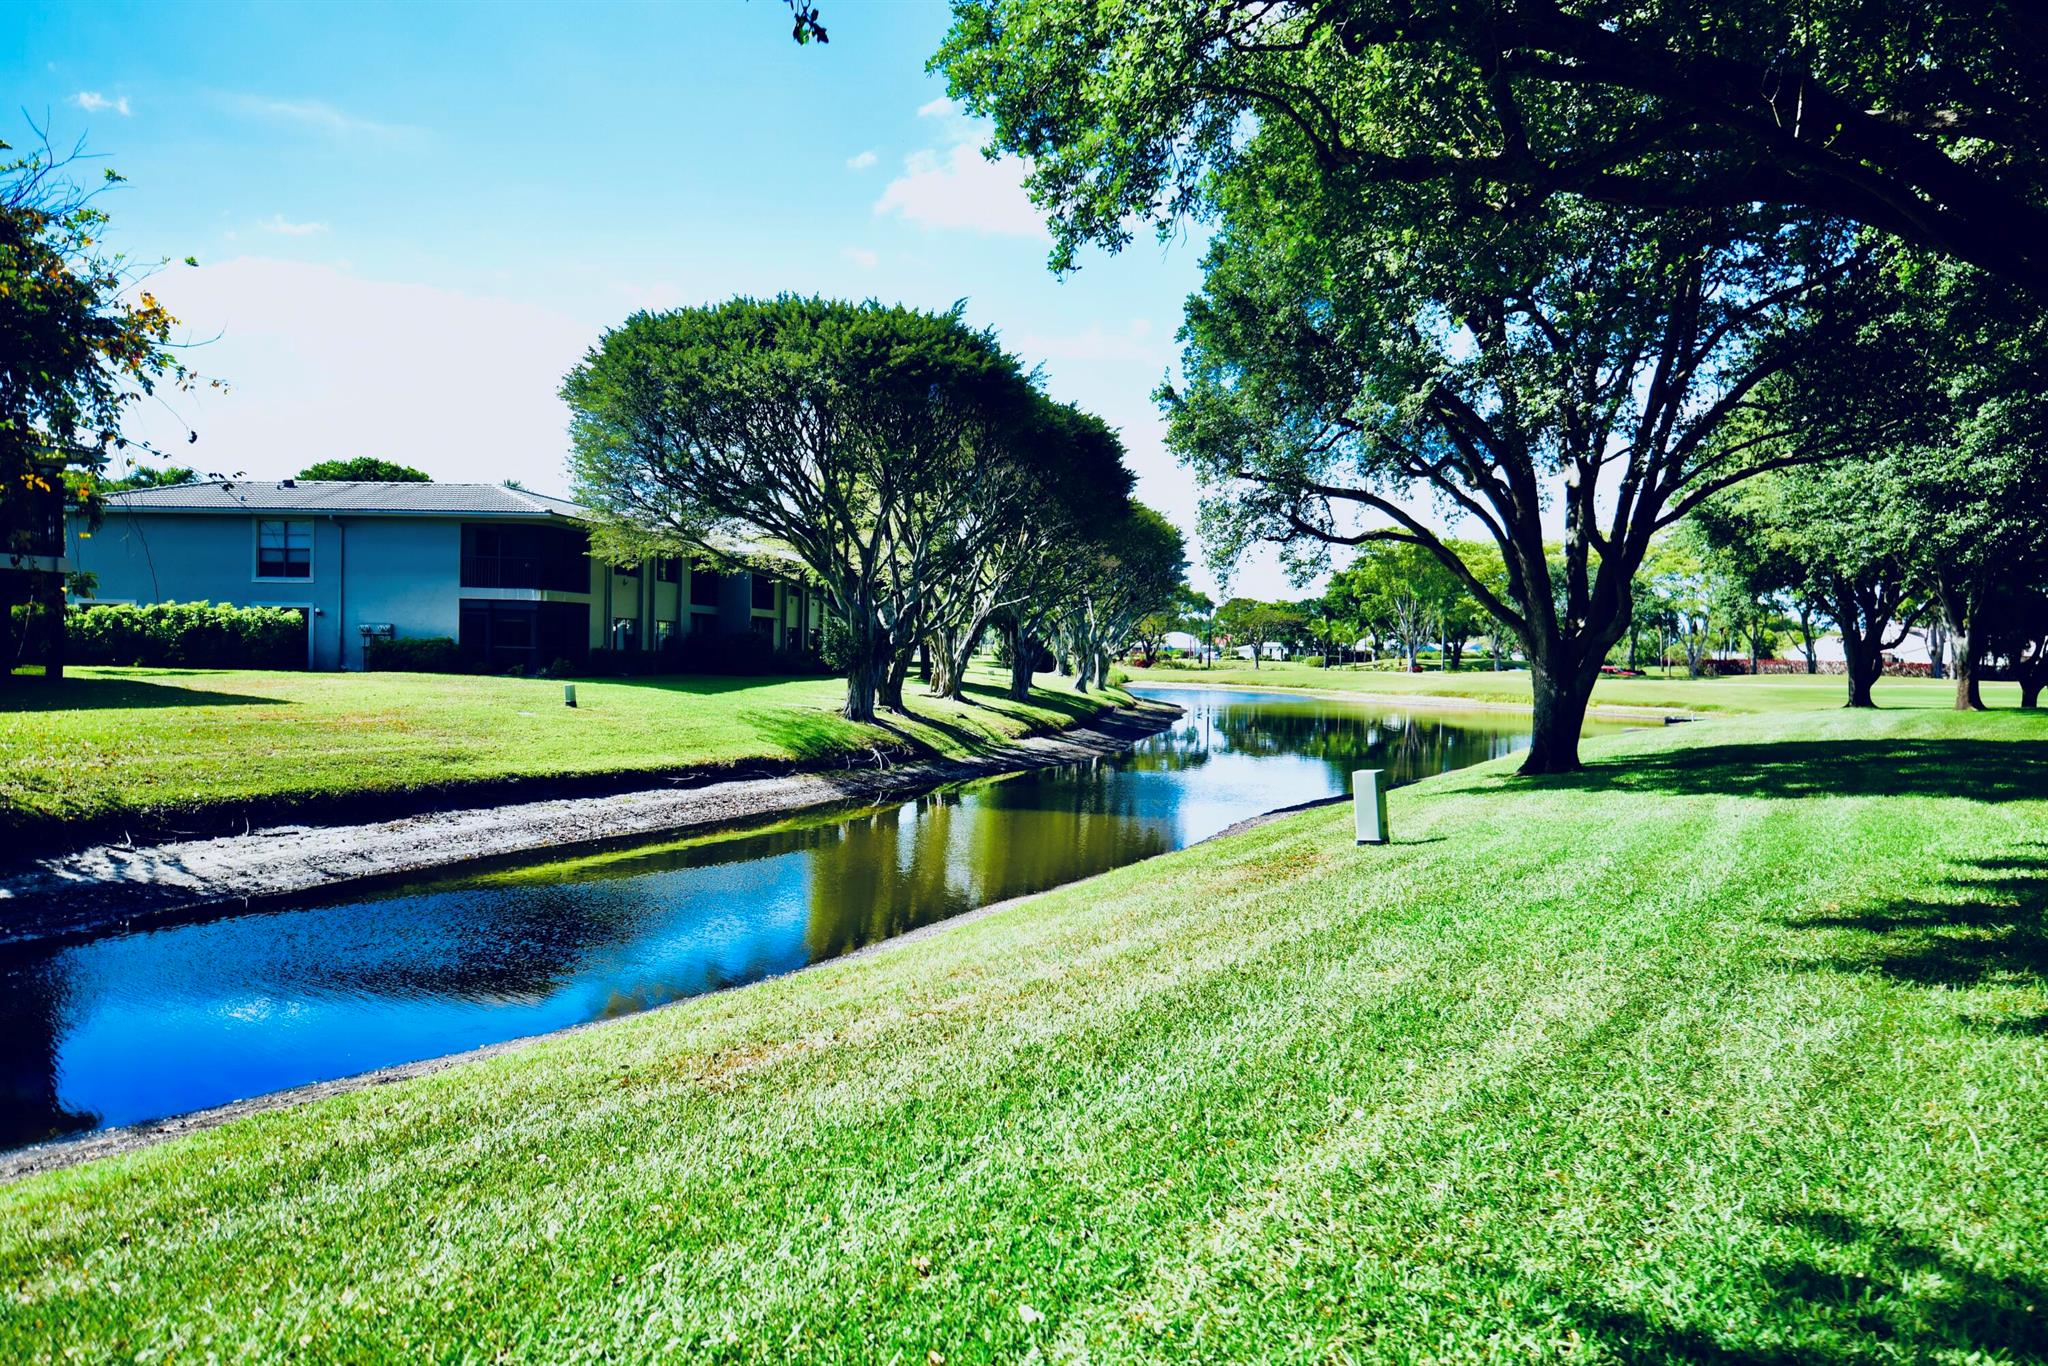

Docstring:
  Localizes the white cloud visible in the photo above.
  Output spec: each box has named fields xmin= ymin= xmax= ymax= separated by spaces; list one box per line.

xmin=1017 ymin=319 xmax=1163 ymax=364
xmin=875 ymin=143 xmax=1047 ymax=238
xmin=845 ymin=149 xmax=877 ymax=171
xmin=72 ymin=92 xmax=132 ymax=116
xmin=840 ymin=246 xmax=880 ymax=269
xmin=257 ymin=214 xmax=330 ymax=237
xmin=120 ymin=258 xmax=592 ymax=490
xmin=875 ymin=95 xmax=1047 ymax=238
xmin=228 ymin=95 xmax=417 ymax=140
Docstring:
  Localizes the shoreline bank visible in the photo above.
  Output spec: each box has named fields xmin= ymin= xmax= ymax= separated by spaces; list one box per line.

xmin=0 ymin=701 xmax=1178 ymax=947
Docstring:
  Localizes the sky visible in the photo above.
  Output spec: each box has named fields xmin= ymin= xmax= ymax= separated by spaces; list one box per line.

xmin=9 ymin=0 xmax=1309 ymax=599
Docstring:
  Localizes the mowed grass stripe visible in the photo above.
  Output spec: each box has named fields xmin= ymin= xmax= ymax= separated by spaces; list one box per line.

xmin=3 ymin=708 xmax=2045 ymax=1362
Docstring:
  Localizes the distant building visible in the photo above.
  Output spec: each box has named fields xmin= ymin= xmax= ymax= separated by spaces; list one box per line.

xmin=67 ymin=480 xmax=827 ymax=671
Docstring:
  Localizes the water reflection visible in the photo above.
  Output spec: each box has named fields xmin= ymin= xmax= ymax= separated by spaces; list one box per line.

xmin=0 ymin=686 xmax=1619 ymax=1147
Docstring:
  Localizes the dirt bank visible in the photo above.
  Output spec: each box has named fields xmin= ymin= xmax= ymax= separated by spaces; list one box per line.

xmin=0 ymin=701 xmax=1179 ymax=947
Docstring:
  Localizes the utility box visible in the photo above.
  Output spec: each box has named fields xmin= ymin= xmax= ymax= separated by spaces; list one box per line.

xmin=1353 ymin=769 xmax=1389 ymax=845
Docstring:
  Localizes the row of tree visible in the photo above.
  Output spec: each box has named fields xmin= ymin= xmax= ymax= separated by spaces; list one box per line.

xmin=562 ymin=296 xmax=1186 ymax=721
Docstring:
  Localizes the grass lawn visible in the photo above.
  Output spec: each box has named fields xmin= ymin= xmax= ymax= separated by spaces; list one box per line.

xmin=0 ymin=666 xmax=1127 ymax=840
xmin=1131 ymin=659 xmax=2024 ymax=715
xmin=4 ymin=705 xmax=2045 ymax=1361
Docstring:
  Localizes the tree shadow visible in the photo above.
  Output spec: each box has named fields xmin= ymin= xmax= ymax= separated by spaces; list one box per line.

xmin=734 ymin=707 xmax=873 ymax=764
xmin=1568 ymin=1209 xmax=2048 ymax=1363
xmin=0 ymin=677 xmax=282 ymax=712
xmin=1784 ymin=844 xmax=2048 ymax=1034
xmin=1532 ymin=739 xmax=2048 ymax=804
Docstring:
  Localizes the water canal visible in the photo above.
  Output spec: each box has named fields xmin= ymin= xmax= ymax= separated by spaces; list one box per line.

xmin=1 ymin=685 xmax=1628 ymax=1149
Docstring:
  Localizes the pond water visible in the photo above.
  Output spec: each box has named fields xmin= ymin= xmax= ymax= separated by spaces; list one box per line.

xmin=0 ymin=684 xmax=1626 ymax=1149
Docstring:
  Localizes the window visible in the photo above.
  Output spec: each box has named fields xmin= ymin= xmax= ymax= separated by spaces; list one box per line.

xmin=612 ymin=617 xmax=639 ymax=652
xmin=460 ymin=523 xmax=591 ymax=591
xmin=689 ymin=568 xmax=721 ymax=608
xmin=459 ymin=600 xmax=589 ymax=670
xmin=750 ymin=575 xmax=776 ymax=611
xmin=750 ymin=616 xmax=776 ymax=639
xmin=256 ymin=520 xmax=312 ymax=578
xmin=655 ymin=558 xmax=680 ymax=583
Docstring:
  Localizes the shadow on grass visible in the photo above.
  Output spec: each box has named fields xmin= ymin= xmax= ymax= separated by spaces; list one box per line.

xmin=1784 ymin=844 xmax=2048 ymax=1035
xmin=0 ymin=676 xmax=282 ymax=712
xmin=1531 ymin=739 xmax=2048 ymax=805
xmin=1571 ymin=1209 xmax=2048 ymax=1363
xmin=734 ymin=707 xmax=870 ymax=763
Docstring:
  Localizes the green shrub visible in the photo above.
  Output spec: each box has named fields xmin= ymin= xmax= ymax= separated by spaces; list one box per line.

xmin=68 ymin=601 xmax=307 ymax=669
xmin=363 ymin=636 xmax=461 ymax=673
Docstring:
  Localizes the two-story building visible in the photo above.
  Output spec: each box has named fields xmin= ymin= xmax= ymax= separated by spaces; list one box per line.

xmin=67 ymin=480 xmax=828 ymax=671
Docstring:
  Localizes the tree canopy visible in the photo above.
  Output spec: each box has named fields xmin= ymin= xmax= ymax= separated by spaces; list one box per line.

xmin=935 ymin=0 xmax=2048 ymax=293
xmin=297 ymin=457 xmax=430 ymax=483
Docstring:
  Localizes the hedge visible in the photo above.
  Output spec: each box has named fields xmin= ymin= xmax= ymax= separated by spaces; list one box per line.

xmin=68 ymin=601 xmax=307 ymax=669
xmin=364 ymin=636 xmax=462 ymax=672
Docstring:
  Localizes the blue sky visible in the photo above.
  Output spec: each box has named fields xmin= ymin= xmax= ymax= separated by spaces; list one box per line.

xmin=12 ymin=0 xmax=1308 ymax=597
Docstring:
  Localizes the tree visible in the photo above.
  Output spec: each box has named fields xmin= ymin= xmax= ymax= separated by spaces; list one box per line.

xmin=1213 ymin=597 xmax=1300 ymax=669
xmin=563 ymin=296 xmax=1039 ymax=721
xmin=1695 ymin=462 xmax=1918 ymax=706
xmin=921 ymin=399 xmax=1132 ymax=699
xmin=1051 ymin=502 xmax=1187 ymax=689
xmin=99 ymin=462 xmax=197 ymax=491
xmin=297 ymin=456 xmax=430 ymax=482
xmin=2 ymin=128 xmax=199 ymax=680
xmin=935 ymin=0 xmax=2048 ymax=293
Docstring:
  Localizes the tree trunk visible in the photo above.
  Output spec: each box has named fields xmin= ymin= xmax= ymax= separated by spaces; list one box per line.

xmin=1008 ymin=626 xmax=1035 ymax=701
xmin=1937 ymin=581 xmax=1983 ymax=711
xmin=41 ymin=574 xmax=64 ymax=683
xmin=2021 ymin=679 xmax=2042 ymax=710
xmin=1844 ymin=644 xmax=1879 ymax=708
xmin=1954 ymin=618 xmax=1985 ymax=711
xmin=843 ymin=637 xmax=883 ymax=722
xmin=1521 ymin=655 xmax=1596 ymax=775
xmin=880 ymin=644 xmax=912 ymax=712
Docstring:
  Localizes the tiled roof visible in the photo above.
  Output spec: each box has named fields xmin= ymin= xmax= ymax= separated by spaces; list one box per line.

xmin=99 ymin=481 xmax=592 ymax=518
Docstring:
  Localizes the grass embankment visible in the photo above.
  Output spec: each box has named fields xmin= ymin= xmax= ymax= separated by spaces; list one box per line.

xmin=0 ymin=666 xmax=1129 ymax=841
xmin=1132 ymin=659 xmax=2023 ymax=715
xmin=5 ymin=706 xmax=2045 ymax=1361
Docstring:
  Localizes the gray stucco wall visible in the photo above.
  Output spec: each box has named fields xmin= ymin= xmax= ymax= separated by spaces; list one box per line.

xmin=70 ymin=513 xmax=471 ymax=670
xmin=67 ymin=511 xmax=803 ymax=670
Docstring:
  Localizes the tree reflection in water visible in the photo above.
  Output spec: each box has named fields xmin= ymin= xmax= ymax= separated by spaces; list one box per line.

xmin=0 ymin=686 xmax=1611 ymax=1148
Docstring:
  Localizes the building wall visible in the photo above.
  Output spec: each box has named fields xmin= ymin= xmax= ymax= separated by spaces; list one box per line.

xmin=68 ymin=511 xmax=821 ymax=671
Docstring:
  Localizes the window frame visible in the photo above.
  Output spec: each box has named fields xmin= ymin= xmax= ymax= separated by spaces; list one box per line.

xmin=253 ymin=518 xmax=314 ymax=581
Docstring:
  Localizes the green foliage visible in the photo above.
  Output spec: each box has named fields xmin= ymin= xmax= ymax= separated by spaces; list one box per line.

xmin=363 ymin=636 xmax=461 ymax=673
xmin=935 ymin=0 xmax=2048 ymax=291
xmin=99 ymin=462 xmax=198 ymax=491
xmin=1213 ymin=597 xmax=1301 ymax=663
xmin=67 ymin=601 xmax=306 ymax=670
xmin=562 ymin=295 xmax=1050 ymax=719
xmin=296 ymin=457 xmax=431 ymax=483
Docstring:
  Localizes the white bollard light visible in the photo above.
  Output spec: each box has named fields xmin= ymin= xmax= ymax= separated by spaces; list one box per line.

xmin=564 ymin=683 xmax=577 ymax=708
xmin=1353 ymin=768 xmax=1389 ymax=845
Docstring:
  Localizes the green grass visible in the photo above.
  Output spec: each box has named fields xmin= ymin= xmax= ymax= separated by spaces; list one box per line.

xmin=5 ymin=705 xmax=2045 ymax=1361
xmin=1132 ymin=659 xmax=2023 ymax=715
xmin=0 ymin=665 xmax=1127 ymax=837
